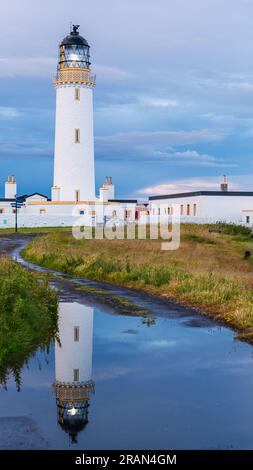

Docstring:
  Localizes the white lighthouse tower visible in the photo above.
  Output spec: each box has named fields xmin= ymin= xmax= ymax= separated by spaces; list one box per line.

xmin=53 ymin=302 xmax=95 ymax=443
xmin=52 ymin=25 xmax=96 ymax=202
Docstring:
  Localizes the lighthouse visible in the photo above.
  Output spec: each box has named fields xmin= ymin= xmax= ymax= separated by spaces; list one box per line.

xmin=53 ymin=302 xmax=95 ymax=443
xmin=52 ymin=25 xmax=96 ymax=202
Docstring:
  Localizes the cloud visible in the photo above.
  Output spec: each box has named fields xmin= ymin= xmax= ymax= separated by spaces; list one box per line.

xmin=95 ymin=130 xmax=230 ymax=166
xmin=0 ymin=57 xmax=55 ymax=77
xmin=0 ymin=106 xmax=22 ymax=118
xmin=94 ymin=93 xmax=182 ymax=122
xmin=192 ymin=73 xmax=253 ymax=92
xmin=138 ymin=96 xmax=179 ymax=108
xmin=140 ymin=340 xmax=176 ymax=350
xmin=93 ymin=65 xmax=137 ymax=81
xmin=1 ymin=0 xmax=253 ymax=197
xmin=153 ymin=149 xmax=237 ymax=168
xmin=138 ymin=175 xmax=253 ymax=196
xmin=139 ymin=178 xmax=225 ymax=195
xmin=95 ymin=366 xmax=135 ymax=382
xmin=96 ymin=129 xmax=226 ymax=146
xmin=95 ymin=103 xmax=137 ymax=120
xmin=95 ymin=129 xmax=226 ymax=155
xmin=0 ymin=140 xmax=52 ymax=157
xmin=173 ymin=150 xmax=214 ymax=160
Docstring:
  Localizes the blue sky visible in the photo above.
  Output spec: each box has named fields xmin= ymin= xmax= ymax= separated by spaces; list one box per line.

xmin=1 ymin=0 xmax=253 ymax=198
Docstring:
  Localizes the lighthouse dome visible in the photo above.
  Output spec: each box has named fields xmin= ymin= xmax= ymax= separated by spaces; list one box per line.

xmin=58 ymin=25 xmax=91 ymax=70
xmin=61 ymin=26 xmax=89 ymax=47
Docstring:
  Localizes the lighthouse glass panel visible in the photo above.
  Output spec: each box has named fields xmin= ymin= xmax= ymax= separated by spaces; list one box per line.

xmin=60 ymin=45 xmax=90 ymax=69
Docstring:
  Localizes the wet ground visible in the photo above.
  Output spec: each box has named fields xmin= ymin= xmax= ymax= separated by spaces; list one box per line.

xmin=1 ymin=234 xmax=253 ymax=450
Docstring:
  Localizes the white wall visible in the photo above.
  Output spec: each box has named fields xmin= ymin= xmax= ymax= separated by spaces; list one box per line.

xmin=99 ymin=187 xmax=109 ymax=202
xmin=53 ymin=84 xmax=95 ymax=201
xmin=2 ymin=194 xmax=253 ymax=228
xmin=25 ymin=194 xmax=48 ymax=202
xmin=150 ymin=195 xmax=253 ymax=225
xmin=55 ymin=303 xmax=94 ymax=384
xmin=0 ymin=200 xmax=128 ymax=228
xmin=103 ymin=182 xmax=115 ymax=200
xmin=5 ymin=182 xmax=16 ymax=199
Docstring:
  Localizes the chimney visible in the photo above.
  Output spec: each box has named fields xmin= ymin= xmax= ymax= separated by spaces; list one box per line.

xmin=99 ymin=187 xmax=109 ymax=202
xmin=5 ymin=175 xmax=17 ymax=199
xmin=220 ymin=175 xmax=228 ymax=192
xmin=103 ymin=176 xmax=115 ymax=200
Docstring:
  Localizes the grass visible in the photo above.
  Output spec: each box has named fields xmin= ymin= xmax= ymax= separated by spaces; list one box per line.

xmin=74 ymin=284 xmax=149 ymax=316
xmin=0 ymin=257 xmax=58 ymax=389
xmin=21 ymin=223 xmax=253 ymax=342
xmin=0 ymin=226 xmax=72 ymax=234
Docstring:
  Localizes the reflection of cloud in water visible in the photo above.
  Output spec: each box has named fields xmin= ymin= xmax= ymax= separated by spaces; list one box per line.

xmin=95 ymin=330 xmax=138 ymax=343
xmin=22 ymin=381 xmax=52 ymax=389
xmin=140 ymin=340 xmax=177 ymax=350
xmin=122 ymin=329 xmax=138 ymax=335
xmin=95 ymin=366 xmax=137 ymax=382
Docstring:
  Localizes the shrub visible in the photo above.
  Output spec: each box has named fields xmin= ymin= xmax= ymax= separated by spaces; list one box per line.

xmin=0 ymin=257 xmax=58 ymax=389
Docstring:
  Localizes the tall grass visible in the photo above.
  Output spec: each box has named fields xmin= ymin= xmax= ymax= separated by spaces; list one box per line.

xmin=216 ymin=223 xmax=252 ymax=237
xmin=22 ymin=224 xmax=253 ymax=341
xmin=0 ymin=257 xmax=58 ymax=389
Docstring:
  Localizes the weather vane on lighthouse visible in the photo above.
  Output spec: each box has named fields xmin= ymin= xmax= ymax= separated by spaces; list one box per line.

xmin=72 ymin=24 xmax=80 ymax=34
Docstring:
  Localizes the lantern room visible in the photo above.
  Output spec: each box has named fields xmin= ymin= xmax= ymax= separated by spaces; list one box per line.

xmin=58 ymin=24 xmax=91 ymax=70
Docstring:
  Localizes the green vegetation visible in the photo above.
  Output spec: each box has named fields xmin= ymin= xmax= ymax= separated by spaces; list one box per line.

xmin=22 ymin=223 xmax=253 ymax=342
xmin=0 ymin=257 xmax=58 ymax=389
xmin=74 ymin=284 xmax=149 ymax=316
xmin=0 ymin=226 xmax=71 ymax=234
xmin=216 ymin=223 xmax=252 ymax=237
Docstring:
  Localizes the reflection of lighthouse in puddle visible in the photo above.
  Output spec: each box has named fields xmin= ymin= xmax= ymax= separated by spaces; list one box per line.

xmin=53 ymin=302 xmax=95 ymax=443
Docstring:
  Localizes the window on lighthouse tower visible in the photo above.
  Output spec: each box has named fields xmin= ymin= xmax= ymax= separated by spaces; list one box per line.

xmin=73 ymin=369 xmax=79 ymax=382
xmin=74 ymin=326 xmax=80 ymax=341
xmin=75 ymin=128 xmax=80 ymax=143
xmin=75 ymin=88 xmax=80 ymax=100
xmin=75 ymin=190 xmax=80 ymax=202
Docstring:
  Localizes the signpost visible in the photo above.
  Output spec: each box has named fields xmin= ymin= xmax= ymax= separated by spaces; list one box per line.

xmin=10 ymin=195 xmax=25 ymax=233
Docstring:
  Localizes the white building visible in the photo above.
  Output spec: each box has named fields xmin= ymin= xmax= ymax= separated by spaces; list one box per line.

xmin=52 ymin=25 xmax=95 ymax=202
xmin=0 ymin=26 xmax=138 ymax=229
xmin=149 ymin=177 xmax=253 ymax=226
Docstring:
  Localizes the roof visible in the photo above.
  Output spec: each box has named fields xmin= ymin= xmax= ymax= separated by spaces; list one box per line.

xmin=108 ymin=199 xmax=138 ymax=204
xmin=25 ymin=193 xmax=49 ymax=200
xmin=0 ymin=195 xmax=28 ymax=202
xmin=61 ymin=27 xmax=89 ymax=47
xmin=0 ymin=193 xmax=49 ymax=203
xmin=17 ymin=195 xmax=28 ymax=202
xmin=149 ymin=191 xmax=253 ymax=201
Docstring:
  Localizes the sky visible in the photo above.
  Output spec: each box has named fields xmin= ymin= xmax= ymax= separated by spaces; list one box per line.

xmin=1 ymin=0 xmax=253 ymax=198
